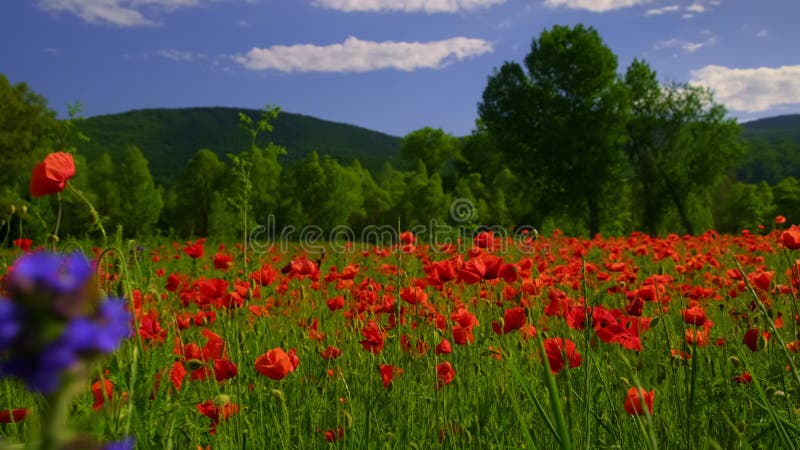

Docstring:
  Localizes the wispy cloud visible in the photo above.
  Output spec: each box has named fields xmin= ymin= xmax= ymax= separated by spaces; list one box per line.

xmin=645 ymin=5 xmax=679 ymax=15
xmin=157 ymin=49 xmax=205 ymax=61
xmin=234 ymin=36 xmax=493 ymax=72
xmin=644 ymin=1 xmax=718 ymax=18
xmin=686 ymin=3 xmax=704 ymax=12
xmin=311 ymin=0 xmax=506 ymax=13
xmin=544 ymin=0 xmax=652 ymax=13
xmin=36 ymin=0 xmax=205 ymax=26
xmin=655 ymin=34 xmax=716 ymax=53
xmin=690 ymin=65 xmax=800 ymax=112
xmin=756 ymin=29 xmax=769 ymax=38
xmin=43 ymin=47 xmax=61 ymax=55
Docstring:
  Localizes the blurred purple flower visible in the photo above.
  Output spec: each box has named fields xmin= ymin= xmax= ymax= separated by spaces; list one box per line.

xmin=0 ymin=252 xmax=132 ymax=393
xmin=103 ymin=437 xmax=136 ymax=450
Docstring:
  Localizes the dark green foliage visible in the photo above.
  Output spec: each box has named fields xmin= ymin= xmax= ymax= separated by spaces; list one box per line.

xmin=114 ymin=146 xmax=163 ymax=236
xmin=479 ymin=24 xmax=630 ymax=236
xmin=624 ymin=59 xmax=744 ymax=235
xmin=172 ymin=149 xmax=226 ymax=236
xmin=741 ymin=114 xmax=800 ymax=143
xmin=76 ymin=107 xmax=402 ymax=185
xmin=713 ymin=181 xmax=775 ymax=233
xmin=772 ymin=177 xmax=800 ymax=225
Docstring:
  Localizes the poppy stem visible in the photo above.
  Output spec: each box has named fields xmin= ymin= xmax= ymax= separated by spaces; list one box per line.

xmin=67 ymin=181 xmax=107 ymax=248
xmin=50 ymin=193 xmax=62 ymax=251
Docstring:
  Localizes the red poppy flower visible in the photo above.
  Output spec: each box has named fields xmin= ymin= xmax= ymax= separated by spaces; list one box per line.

xmin=213 ymin=359 xmax=238 ymax=382
xmin=0 ymin=408 xmax=28 ymax=423
xmin=624 ymin=387 xmax=655 ymax=415
xmin=213 ymin=252 xmax=233 ymax=270
xmin=197 ymin=396 xmax=239 ymax=434
xmin=184 ymin=239 xmax=206 ymax=259
xmin=326 ymin=295 xmax=345 ymax=311
xmin=92 ymin=379 xmax=114 ymax=410
xmin=781 ymin=228 xmax=800 ymax=250
xmin=170 ymin=360 xmax=188 ymax=391
xmin=776 ymin=215 xmax=787 ymax=224
xmin=255 ymin=347 xmax=296 ymax=380
xmin=379 ymin=364 xmax=402 ymax=388
xmin=435 ymin=339 xmax=452 ymax=355
xmin=12 ymin=238 xmax=32 ymax=252
xmin=359 ymin=321 xmax=386 ymax=354
xmin=500 ymin=307 xmax=527 ymax=334
xmin=322 ymin=427 xmax=345 ymax=442
xmin=743 ymin=328 xmax=770 ymax=352
xmin=320 ymin=346 xmax=342 ymax=360
xmin=436 ymin=361 xmax=455 ymax=387
xmin=732 ymin=372 xmax=753 ymax=384
xmin=543 ymin=337 xmax=581 ymax=374
xmin=30 ymin=152 xmax=75 ymax=197
xmin=682 ymin=304 xmax=707 ymax=327
xmin=138 ymin=313 xmax=167 ymax=344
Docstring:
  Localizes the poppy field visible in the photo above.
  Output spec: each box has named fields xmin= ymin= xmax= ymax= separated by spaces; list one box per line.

xmin=3 ymin=223 xmax=800 ymax=449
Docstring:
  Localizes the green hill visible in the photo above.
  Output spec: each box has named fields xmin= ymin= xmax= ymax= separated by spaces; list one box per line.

xmin=738 ymin=114 xmax=800 ymax=184
xmin=76 ymin=107 xmax=402 ymax=185
xmin=741 ymin=114 xmax=800 ymax=144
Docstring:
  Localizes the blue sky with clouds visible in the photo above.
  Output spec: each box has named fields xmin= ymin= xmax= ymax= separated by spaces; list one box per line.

xmin=1 ymin=0 xmax=798 ymax=137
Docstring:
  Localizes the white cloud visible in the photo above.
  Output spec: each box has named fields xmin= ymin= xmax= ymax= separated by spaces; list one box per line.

xmin=690 ymin=65 xmax=800 ymax=112
xmin=645 ymin=5 xmax=679 ymax=15
xmin=43 ymin=47 xmax=61 ymax=55
xmin=756 ymin=29 xmax=769 ymax=38
xmin=311 ymin=0 xmax=506 ymax=13
xmin=686 ymin=3 xmax=704 ymax=12
xmin=234 ymin=36 xmax=493 ymax=72
xmin=37 ymin=0 xmax=204 ymax=26
xmin=544 ymin=0 xmax=652 ymax=12
xmin=655 ymin=35 xmax=716 ymax=53
xmin=157 ymin=49 xmax=204 ymax=61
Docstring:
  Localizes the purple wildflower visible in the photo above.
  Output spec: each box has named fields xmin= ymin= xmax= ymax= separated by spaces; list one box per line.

xmin=0 ymin=252 xmax=132 ymax=393
xmin=103 ymin=437 xmax=136 ymax=450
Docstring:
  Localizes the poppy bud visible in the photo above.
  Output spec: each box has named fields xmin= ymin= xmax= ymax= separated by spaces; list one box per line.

xmin=214 ymin=394 xmax=231 ymax=406
xmin=19 ymin=205 xmax=27 ymax=216
xmin=185 ymin=359 xmax=205 ymax=371
xmin=8 ymin=205 xmax=15 ymax=215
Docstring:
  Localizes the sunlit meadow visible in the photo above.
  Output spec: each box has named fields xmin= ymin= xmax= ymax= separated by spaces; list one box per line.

xmin=3 ymin=185 xmax=800 ymax=448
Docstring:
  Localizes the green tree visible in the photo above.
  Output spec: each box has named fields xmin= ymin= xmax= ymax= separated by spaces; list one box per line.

xmin=624 ymin=59 xmax=744 ymax=234
xmin=0 ymin=74 xmax=58 ymax=193
xmin=350 ymin=160 xmax=392 ymax=230
xmin=114 ymin=146 xmax=163 ymax=236
xmin=401 ymin=127 xmax=463 ymax=188
xmin=773 ymin=177 xmax=800 ymax=225
xmin=175 ymin=149 xmax=227 ymax=236
xmin=713 ymin=181 xmax=774 ymax=233
xmin=88 ymin=153 xmax=119 ymax=222
xmin=478 ymin=24 xmax=630 ymax=236
xmin=280 ymin=152 xmax=366 ymax=231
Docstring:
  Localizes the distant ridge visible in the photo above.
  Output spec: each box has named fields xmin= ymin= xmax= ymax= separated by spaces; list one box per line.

xmin=75 ymin=107 xmax=800 ymax=187
xmin=76 ymin=107 xmax=402 ymax=185
xmin=741 ymin=114 xmax=800 ymax=144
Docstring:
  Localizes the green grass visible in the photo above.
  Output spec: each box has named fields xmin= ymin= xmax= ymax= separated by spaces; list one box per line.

xmin=1 ymin=231 xmax=799 ymax=449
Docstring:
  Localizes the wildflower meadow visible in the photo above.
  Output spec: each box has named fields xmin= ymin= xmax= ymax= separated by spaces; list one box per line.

xmin=1 ymin=148 xmax=800 ymax=449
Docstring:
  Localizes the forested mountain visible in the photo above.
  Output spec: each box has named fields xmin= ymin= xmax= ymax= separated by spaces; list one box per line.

xmin=741 ymin=115 xmax=800 ymax=143
xmin=76 ymin=107 xmax=402 ymax=184
xmin=739 ymin=114 xmax=800 ymax=184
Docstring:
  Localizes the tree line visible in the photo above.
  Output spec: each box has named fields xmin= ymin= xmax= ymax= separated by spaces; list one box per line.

xmin=2 ymin=24 xmax=799 ymax=243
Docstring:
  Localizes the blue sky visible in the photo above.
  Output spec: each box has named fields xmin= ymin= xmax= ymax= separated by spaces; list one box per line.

xmin=1 ymin=0 xmax=798 ymax=137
